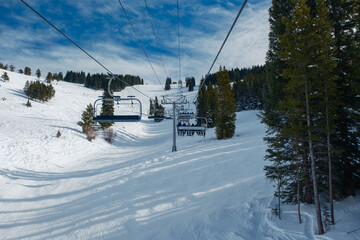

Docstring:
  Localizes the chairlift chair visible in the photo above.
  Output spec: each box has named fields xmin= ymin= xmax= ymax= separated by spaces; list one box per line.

xmin=177 ymin=116 xmax=207 ymax=137
xmin=92 ymin=75 xmax=142 ymax=123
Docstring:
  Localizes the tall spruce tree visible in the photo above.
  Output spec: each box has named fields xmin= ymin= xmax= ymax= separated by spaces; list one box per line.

xmin=327 ymin=0 xmax=360 ymax=199
xmin=276 ymin=0 xmax=340 ymax=234
xmin=311 ymin=0 xmax=338 ymax=225
xmin=196 ymin=78 xmax=207 ymax=126
xmin=215 ymin=66 xmax=236 ymax=140
xmin=206 ymin=81 xmax=217 ymax=128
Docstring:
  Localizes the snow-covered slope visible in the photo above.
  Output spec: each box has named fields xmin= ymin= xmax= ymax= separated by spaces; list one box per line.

xmin=0 ymin=70 xmax=359 ymax=239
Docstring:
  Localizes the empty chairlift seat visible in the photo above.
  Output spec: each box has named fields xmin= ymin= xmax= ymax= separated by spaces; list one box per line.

xmin=93 ymin=96 xmax=142 ymax=123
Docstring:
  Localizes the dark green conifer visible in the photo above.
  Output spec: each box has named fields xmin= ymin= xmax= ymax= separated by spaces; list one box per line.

xmin=36 ymin=69 xmax=41 ymax=78
xmin=99 ymin=78 xmax=114 ymax=129
xmin=24 ymin=67 xmax=31 ymax=76
xmin=215 ymin=66 xmax=236 ymax=139
xmin=206 ymin=81 xmax=217 ymax=128
xmin=1 ymin=72 xmax=9 ymax=81
xmin=196 ymin=78 xmax=207 ymax=126
xmin=46 ymin=72 xmax=53 ymax=83
xmin=165 ymin=77 xmax=171 ymax=90
xmin=77 ymin=104 xmax=97 ymax=141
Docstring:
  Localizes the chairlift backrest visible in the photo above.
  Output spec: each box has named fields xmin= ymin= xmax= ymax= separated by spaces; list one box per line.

xmin=93 ymin=96 xmax=142 ymax=123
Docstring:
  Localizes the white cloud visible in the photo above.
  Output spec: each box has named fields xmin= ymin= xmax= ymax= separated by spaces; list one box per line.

xmin=0 ymin=0 xmax=271 ymax=85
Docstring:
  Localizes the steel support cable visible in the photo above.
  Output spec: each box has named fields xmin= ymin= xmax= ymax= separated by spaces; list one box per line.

xmin=144 ymin=0 xmax=168 ymax=79
xmin=20 ymin=0 xmax=154 ymax=101
xmin=117 ymin=0 xmax=163 ymax=88
xmin=143 ymin=0 xmax=176 ymax=102
xmin=177 ymin=0 xmax=181 ymax=85
xmin=193 ymin=0 xmax=248 ymax=103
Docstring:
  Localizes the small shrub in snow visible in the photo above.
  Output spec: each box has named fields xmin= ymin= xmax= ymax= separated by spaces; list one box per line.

xmin=84 ymin=125 xmax=97 ymax=141
xmin=56 ymin=130 xmax=61 ymax=138
xmin=104 ymin=128 xmax=116 ymax=143
xmin=26 ymin=99 xmax=32 ymax=107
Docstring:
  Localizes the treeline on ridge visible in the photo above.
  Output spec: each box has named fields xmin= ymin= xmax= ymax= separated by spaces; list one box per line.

xmin=202 ymin=65 xmax=266 ymax=111
xmin=63 ymin=71 xmax=144 ymax=91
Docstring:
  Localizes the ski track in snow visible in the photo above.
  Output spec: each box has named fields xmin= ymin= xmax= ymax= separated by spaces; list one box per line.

xmin=0 ymin=69 xmax=359 ymax=239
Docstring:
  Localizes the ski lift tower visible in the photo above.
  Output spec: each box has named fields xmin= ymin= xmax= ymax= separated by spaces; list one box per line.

xmin=162 ymin=94 xmax=188 ymax=152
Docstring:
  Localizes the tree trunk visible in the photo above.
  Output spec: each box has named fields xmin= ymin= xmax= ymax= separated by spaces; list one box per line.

xmin=296 ymin=140 xmax=302 ymax=224
xmin=305 ymin=82 xmax=324 ymax=235
xmin=324 ymin=76 xmax=335 ymax=225
xmin=300 ymin=121 xmax=313 ymax=204
xmin=278 ymin=177 xmax=281 ymax=220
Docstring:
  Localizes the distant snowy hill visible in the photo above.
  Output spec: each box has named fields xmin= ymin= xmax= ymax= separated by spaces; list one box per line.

xmin=0 ymin=69 xmax=359 ymax=239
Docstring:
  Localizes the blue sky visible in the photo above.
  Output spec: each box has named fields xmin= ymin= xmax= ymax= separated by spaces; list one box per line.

xmin=0 ymin=0 xmax=271 ymax=85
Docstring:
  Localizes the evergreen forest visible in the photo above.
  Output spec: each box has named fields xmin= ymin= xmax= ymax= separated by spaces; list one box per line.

xmin=259 ymin=0 xmax=359 ymax=235
xmin=23 ymin=80 xmax=55 ymax=102
xmin=64 ymin=71 xmax=144 ymax=91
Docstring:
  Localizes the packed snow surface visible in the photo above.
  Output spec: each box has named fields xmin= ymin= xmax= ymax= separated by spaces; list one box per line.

xmin=0 ymin=70 xmax=359 ymax=239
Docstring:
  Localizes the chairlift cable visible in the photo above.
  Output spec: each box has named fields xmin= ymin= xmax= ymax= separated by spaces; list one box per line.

xmin=117 ymin=0 xmax=163 ymax=87
xmin=144 ymin=0 xmax=168 ymax=79
xmin=177 ymin=0 xmax=182 ymax=84
xmin=20 ymin=0 xmax=154 ymax=101
xmin=144 ymin=0 xmax=176 ymax=103
xmin=192 ymin=0 xmax=248 ymax=103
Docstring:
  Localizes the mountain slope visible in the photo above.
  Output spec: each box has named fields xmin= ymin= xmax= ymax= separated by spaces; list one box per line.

xmin=0 ymin=69 xmax=359 ymax=239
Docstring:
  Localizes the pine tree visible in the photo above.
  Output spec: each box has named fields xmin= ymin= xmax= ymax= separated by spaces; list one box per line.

xmin=24 ymin=67 xmax=31 ymax=76
xmin=153 ymin=96 xmax=164 ymax=122
xmin=165 ymin=77 xmax=171 ymax=90
xmin=9 ymin=65 xmax=15 ymax=72
xmin=206 ymin=81 xmax=217 ymax=128
xmin=186 ymin=77 xmax=195 ymax=91
xmin=327 ymin=0 xmax=360 ymax=200
xmin=312 ymin=0 xmax=338 ymax=225
xmin=46 ymin=72 xmax=53 ymax=83
xmin=196 ymin=78 xmax=207 ymax=126
xmin=85 ymin=73 xmax=93 ymax=88
xmin=99 ymin=78 xmax=114 ymax=129
xmin=260 ymin=0 xmax=308 ymax=206
xmin=77 ymin=104 xmax=97 ymax=141
xmin=215 ymin=66 xmax=236 ymax=140
xmin=149 ymin=99 xmax=155 ymax=116
xmin=277 ymin=0 xmax=331 ymax=234
xmin=1 ymin=72 xmax=9 ymax=81
xmin=36 ymin=69 xmax=41 ymax=78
